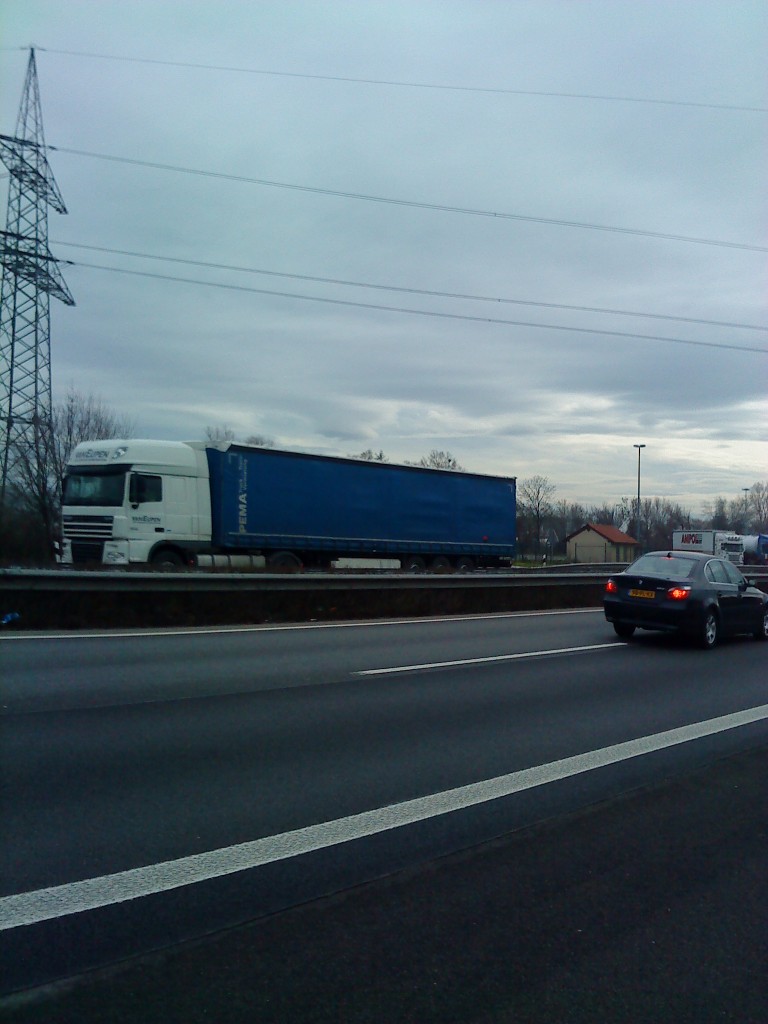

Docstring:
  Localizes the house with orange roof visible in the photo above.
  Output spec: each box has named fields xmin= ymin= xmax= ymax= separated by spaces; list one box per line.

xmin=565 ymin=522 xmax=638 ymax=563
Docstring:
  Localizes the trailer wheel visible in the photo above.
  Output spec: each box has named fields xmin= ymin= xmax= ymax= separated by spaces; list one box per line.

xmin=429 ymin=556 xmax=452 ymax=574
xmin=267 ymin=551 xmax=303 ymax=573
xmin=401 ymin=555 xmax=426 ymax=572
xmin=455 ymin=556 xmax=475 ymax=573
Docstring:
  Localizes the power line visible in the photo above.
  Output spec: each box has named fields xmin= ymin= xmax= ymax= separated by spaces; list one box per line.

xmin=69 ymin=260 xmax=768 ymax=355
xmin=55 ymin=240 xmax=768 ymax=333
xmin=49 ymin=147 xmax=768 ymax=253
xmin=34 ymin=47 xmax=768 ymax=114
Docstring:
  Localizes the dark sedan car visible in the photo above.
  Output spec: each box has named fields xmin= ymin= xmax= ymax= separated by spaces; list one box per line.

xmin=604 ymin=550 xmax=768 ymax=649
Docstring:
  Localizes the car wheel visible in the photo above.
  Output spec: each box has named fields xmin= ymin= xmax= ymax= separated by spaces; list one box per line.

xmin=699 ymin=610 xmax=719 ymax=650
xmin=613 ymin=622 xmax=635 ymax=639
xmin=754 ymin=606 xmax=768 ymax=641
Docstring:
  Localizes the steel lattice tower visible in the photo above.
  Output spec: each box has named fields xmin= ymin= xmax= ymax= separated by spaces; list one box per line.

xmin=0 ymin=48 xmax=74 ymax=509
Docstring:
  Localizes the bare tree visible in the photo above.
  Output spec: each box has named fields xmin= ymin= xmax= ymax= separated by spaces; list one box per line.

xmin=640 ymin=497 xmax=692 ymax=549
xmin=519 ymin=475 xmax=556 ymax=556
xmin=587 ymin=502 xmax=619 ymax=527
xmin=702 ymin=496 xmax=729 ymax=530
xmin=51 ymin=388 xmax=135 ymax=487
xmin=4 ymin=387 xmax=134 ymax=562
xmin=411 ymin=450 xmax=465 ymax=471
xmin=748 ymin=482 xmax=768 ymax=532
xmin=205 ymin=426 xmax=275 ymax=448
xmin=730 ymin=482 xmax=768 ymax=533
xmin=727 ymin=495 xmax=750 ymax=534
xmin=353 ymin=449 xmax=389 ymax=462
xmin=205 ymin=424 xmax=236 ymax=445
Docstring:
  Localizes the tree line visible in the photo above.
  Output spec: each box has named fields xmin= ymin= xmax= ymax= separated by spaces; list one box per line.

xmin=1 ymin=402 xmax=765 ymax=565
xmin=516 ymin=474 xmax=768 ymax=559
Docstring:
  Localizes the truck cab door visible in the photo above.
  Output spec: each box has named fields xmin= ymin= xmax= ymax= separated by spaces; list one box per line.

xmin=129 ymin=473 xmax=165 ymax=537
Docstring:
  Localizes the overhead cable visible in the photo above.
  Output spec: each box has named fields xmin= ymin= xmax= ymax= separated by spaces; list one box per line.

xmin=70 ymin=260 xmax=768 ymax=356
xmin=49 ymin=147 xmax=768 ymax=253
xmin=34 ymin=47 xmax=768 ymax=114
xmin=55 ymin=241 xmax=768 ymax=333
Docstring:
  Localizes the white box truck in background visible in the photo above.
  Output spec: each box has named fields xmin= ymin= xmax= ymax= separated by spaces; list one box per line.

xmin=671 ymin=530 xmax=744 ymax=564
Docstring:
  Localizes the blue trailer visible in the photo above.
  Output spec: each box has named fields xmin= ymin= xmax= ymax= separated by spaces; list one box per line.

xmin=206 ymin=445 xmax=516 ymax=571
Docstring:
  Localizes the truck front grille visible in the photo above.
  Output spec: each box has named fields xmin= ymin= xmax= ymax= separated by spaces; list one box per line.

xmin=62 ymin=515 xmax=114 ymax=540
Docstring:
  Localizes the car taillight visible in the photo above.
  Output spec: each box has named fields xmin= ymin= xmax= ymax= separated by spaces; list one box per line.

xmin=605 ymin=579 xmax=618 ymax=594
xmin=667 ymin=585 xmax=691 ymax=601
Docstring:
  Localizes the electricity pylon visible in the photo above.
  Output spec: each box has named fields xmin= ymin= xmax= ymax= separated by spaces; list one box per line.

xmin=0 ymin=47 xmax=74 ymax=518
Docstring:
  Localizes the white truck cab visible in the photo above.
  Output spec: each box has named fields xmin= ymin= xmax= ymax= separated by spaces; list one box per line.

xmin=61 ymin=440 xmax=211 ymax=566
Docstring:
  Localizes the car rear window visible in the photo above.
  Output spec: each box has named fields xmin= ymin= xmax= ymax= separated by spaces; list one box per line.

xmin=628 ymin=554 xmax=696 ymax=578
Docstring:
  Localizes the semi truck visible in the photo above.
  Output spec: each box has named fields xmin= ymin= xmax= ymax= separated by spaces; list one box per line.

xmin=671 ymin=530 xmax=744 ymax=564
xmin=60 ymin=439 xmax=517 ymax=571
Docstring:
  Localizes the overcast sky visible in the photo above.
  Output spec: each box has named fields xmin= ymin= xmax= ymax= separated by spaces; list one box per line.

xmin=1 ymin=1 xmax=766 ymax=514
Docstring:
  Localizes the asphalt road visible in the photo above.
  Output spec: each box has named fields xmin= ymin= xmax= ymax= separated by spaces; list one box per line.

xmin=1 ymin=609 xmax=767 ymax=1020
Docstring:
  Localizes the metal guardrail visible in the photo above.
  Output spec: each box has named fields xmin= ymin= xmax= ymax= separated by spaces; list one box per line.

xmin=0 ymin=566 xmax=617 ymax=588
xmin=0 ymin=567 xmax=614 ymax=630
xmin=1 ymin=566 xmax=764 ymax=631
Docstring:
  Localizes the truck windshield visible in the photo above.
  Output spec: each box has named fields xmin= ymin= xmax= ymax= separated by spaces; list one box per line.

xmin=62 ymin=467 xmax=128 ymax=507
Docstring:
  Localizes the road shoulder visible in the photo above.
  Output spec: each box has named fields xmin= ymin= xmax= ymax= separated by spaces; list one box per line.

xmin=3 ymin=745 xmax=767 ymax=1024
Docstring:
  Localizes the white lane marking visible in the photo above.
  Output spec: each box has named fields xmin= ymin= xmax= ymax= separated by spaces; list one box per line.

xmin=2 ymin=703 xmax=766 ymax=932
xmin=0 ymin=608 xmax=600 ymax=641
xmin=356 ymin=642 xmax=620 ymax=675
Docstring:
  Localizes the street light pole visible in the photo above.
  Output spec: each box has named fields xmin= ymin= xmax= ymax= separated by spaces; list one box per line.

xmin=634 ymin=444 xmax=646 ymax=548
xmin=743 ymin=487 xmax=750 ymax=529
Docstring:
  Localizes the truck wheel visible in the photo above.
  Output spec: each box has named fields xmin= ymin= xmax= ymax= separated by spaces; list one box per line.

xmin=455 ymin=556 xmax=475 ymax=573
xmin=267 ymin=551 xmax=302 ymax=573
xmin=401 ymin=555 xmax=426 ymax=572
xmin=699 ymin=610 xmax=719 ymax=650
xmin=151 ymin=548 xmax=184 ymax=569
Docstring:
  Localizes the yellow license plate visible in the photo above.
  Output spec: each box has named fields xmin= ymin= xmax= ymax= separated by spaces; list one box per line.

xmin=629 ymin=589 xmax=655 ymax=599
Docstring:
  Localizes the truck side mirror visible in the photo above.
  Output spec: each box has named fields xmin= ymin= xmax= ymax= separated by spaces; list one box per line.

xmin=129 ymin=473 xmax=140 ymax=508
